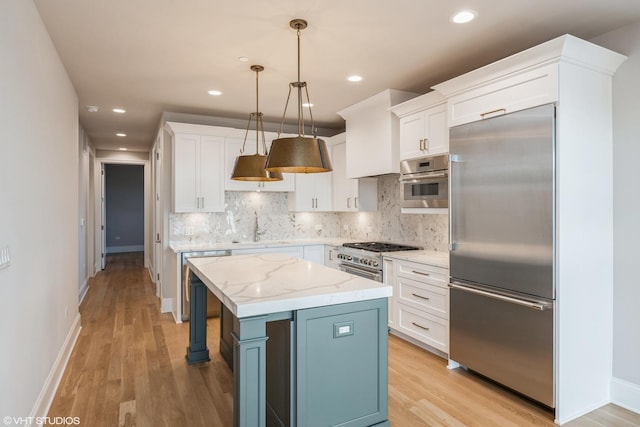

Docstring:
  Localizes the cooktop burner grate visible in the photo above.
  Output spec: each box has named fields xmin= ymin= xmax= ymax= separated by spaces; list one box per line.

xmin=342 ymin=242 xmax=421 ymax=253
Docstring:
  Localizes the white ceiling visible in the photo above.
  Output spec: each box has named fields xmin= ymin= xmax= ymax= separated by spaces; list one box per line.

xmin=34 ymin=0 xmax=640 ymax=152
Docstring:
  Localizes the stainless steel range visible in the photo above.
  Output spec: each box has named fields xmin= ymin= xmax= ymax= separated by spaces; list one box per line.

xmin=337 ymin=242 xmax=421 ymax=282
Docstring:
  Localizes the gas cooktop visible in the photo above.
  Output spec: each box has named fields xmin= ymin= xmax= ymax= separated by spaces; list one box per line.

xmin=342 ymin=242 xmax=421 ymax=253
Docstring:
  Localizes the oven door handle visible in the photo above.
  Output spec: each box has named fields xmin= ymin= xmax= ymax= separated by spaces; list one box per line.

xmin=400 ymin=171 xmax=448 ymax=181
xmin=339 ymin=264 xmax=382 ymax=282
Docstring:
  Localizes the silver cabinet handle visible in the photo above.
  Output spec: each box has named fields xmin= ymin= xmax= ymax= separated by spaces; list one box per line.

xmin=412 ymin=270 xmax=430 ymax=276
xmin=411 ymin=293 xmax=430 ymax=300
xmin=424 ymin=138 xmax=429 ymax=151
xmin=411 ymin=322 xmax=430 ymax=331
xmin=419 ymin=139 xmax=424 ymax=151
xmin=449 ymin=282 xmax=553 ymax=311
xmin=347 ymin=197 xmax=351 ymax=208
xmin=355 ymin=197 xmax=358 ymax=209
xmin=201 ymin=197 xmax=204 ymax=209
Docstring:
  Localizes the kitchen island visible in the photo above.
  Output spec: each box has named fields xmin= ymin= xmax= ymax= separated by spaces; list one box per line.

xmin=186 ymin=253 xmax=392 ymax=427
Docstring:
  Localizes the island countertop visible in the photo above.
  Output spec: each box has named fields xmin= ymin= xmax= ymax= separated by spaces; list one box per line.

xmin=187 ymin=253 xmax=392 ymax=318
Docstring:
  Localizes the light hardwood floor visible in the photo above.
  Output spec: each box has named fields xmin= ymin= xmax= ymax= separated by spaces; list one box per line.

xmin=48 ymin=253 xmax=640 ymax=426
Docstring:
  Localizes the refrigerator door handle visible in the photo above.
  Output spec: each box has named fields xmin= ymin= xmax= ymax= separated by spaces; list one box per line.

xmin=448 ymin=155 xmax=458 ymax=251
xmin=449 ymin=282 xmax=553 ymax=311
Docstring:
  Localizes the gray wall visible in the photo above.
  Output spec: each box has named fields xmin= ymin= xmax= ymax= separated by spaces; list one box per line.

xmin=592 ymin=23 xmax=640 ymax=388
xmin=105 ymin=164 xmax=144 ymax=251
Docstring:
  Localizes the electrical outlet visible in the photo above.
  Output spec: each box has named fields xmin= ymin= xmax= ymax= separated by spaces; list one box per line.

xmin=366 ymin=226 xmax=373 ymax=233
xmin=185 ymin=227 xmax=195 ymax=236
xmin=64 ymin=307 xmax=69 ymax=318
xmin=315 ymin=224 xmax=323 ymax=231
xmin=343 ymin=225 xmax=349 ymax=230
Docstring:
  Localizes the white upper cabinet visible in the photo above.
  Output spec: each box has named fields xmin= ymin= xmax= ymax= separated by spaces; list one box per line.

xmin=329 ymin=134 xmax=377 ymax=212
xmin=337 ymin=89 xmax=418 ymax=178
xmin=166 ymin=122 xmax=225 ymax=213
xmin=224 ymin=134 xmax=295 ymax=192
xmin=391 ymin=91 xmax=448 ymax=160
xmin=288 ymin=171 xmax=333 ymax=212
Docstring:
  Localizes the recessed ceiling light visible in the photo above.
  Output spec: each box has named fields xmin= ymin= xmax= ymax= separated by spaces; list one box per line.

xmin=347 ymin=75 xmax=363 ymax=82
xmin=302 ymin=103 xmax=314 ymax=108
xmin=86 ymin=106 xmax=99 ymax=113
xmin=116 ymin=132 xmax=127 ymax=137
xmin=208 ymin=90 xmax=223 ymax=96
xmin=451 ymin=10 xmax=478 ymax=24
xmin=118 ymin=147 xmax=128 ymax=151
xmin=112 ymin=108 xmax=126 ymax=113
xmin=238 ymin=56 xmax=249 ymax=62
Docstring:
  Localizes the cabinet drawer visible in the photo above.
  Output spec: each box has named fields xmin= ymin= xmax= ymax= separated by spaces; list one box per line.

xmin=397 ymin=304 xmax=448 ymax=353
xmin=397 ymin=277 xmax=448 ymax=319
xmin=396 ymin=260 xmax=448 ymax=286
xmin=448 ymin=64 xmax=558 ymax=127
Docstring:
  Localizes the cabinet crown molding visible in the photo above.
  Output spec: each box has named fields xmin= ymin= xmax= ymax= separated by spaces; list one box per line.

xmin=433 ymin=34 xmax=627 ymax=98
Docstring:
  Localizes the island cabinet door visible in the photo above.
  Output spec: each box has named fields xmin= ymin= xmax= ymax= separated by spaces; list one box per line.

xmin=295 ymin=298 xmax=389 ymax=427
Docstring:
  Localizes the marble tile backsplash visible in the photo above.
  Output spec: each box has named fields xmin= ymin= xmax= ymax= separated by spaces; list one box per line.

xmin=170 ymin=174 xmax=448 ymax=252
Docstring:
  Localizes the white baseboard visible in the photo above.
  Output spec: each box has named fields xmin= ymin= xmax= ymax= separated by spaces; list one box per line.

xmin=29 ymin=313 xmax=81 ymax=419
xmin=79 ymin=279 xmax=89 ymax=304
xmin=106 ymin=245 xmax=144 ymax=254
xmin=611 ymin=377 xmax=640 ymax=415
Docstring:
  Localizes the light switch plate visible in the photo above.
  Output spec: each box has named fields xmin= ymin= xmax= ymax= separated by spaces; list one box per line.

xmin=0 ymin=246 xmax=11 ymax=270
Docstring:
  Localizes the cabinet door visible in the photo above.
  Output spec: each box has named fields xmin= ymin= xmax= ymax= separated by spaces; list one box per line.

xmin=330 ymin=141 xmax=377 ymax=212
xmin=173 ymin=134 xmax=199 ymax=212
xmin=199 ymin=135 xmax=225 ymax=212
xmin=424 ymin=105 xmax=448 ymax=155
xmin=290 ymin=173 xmax=332 ymax=211
xmin=447 ymin=63 xmax=558 ymax=127
xmin=399 ymin=112 xmax=426 ymax=160
xmin=331 ymin=142 xmax=349 ymax=211
xmin=313 ymin=172 xmax=333 ymax=211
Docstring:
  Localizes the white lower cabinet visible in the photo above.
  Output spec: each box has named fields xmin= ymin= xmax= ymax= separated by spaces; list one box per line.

xmin=386 ymin=257 xmax=449 ymax=354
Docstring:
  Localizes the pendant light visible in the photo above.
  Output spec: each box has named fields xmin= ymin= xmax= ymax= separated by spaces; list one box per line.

xmin=265 ymin=19 xmax=332 ymax=174
xmin=231 ymin=65 xmax=283 ymax=181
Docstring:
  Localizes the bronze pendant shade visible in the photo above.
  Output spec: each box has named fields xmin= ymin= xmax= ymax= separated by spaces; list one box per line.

xmin=231 ymin=65 xmax=283 ymax=182
xmin=265 ymin=19 xmax=332 ymax=174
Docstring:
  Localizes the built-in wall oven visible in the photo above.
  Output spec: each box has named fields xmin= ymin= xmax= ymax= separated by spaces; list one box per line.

xmin=181 ymin=250 xmax=231 ymax=321
xmin=337 ymin=242 xmax=421 ymax=281
xmin=400 ymin=154 xmax=449 ymax=209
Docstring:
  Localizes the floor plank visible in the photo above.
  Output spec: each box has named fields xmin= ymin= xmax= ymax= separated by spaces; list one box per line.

xmin=47 ymin=253 xmax=640 ymax=426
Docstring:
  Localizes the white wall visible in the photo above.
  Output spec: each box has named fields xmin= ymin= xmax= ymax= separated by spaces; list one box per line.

xmin=592 ymin=23 xmax=640 ymax=411
xmin=0 ymin=0 xmax=80 ymax=418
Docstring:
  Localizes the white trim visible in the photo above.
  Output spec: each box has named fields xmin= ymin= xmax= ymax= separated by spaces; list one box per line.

xmin=611 ymin=377 xmax=640 ymax=415
xmin=29 ymin=314 xmax=81 ymax=420
xmin=79 ymin=279 xmax=89 ymax=304
xmin=106 ymin=245 xmax=144 ymax=254
xmin=555 ymin=399 xmax=611 ymax=425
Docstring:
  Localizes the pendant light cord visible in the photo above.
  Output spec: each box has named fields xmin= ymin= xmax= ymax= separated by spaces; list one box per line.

xmin=277 ymin=20 xmax=316 ymax=138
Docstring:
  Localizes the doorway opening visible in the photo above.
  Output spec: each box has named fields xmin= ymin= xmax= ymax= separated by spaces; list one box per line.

xmin=103 ymin=163 xmax=145 ymax=266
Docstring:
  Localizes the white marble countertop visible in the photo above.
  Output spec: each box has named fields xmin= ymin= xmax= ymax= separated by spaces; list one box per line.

xmin=382 ymin=250 xmax=449 ymax=269
xmin=171 ymin=238 xmax=355 ymax=253
xmin=187 ymin=253 xmax=392 ymax=318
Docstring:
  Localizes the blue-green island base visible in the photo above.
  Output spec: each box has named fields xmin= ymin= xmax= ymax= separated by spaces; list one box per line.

xmin=187 ymin=272 xmax=390 ymax=427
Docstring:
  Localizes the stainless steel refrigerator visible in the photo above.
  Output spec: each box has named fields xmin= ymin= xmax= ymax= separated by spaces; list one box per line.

xmin=449 ymin=103 xmax=555 ymax=408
